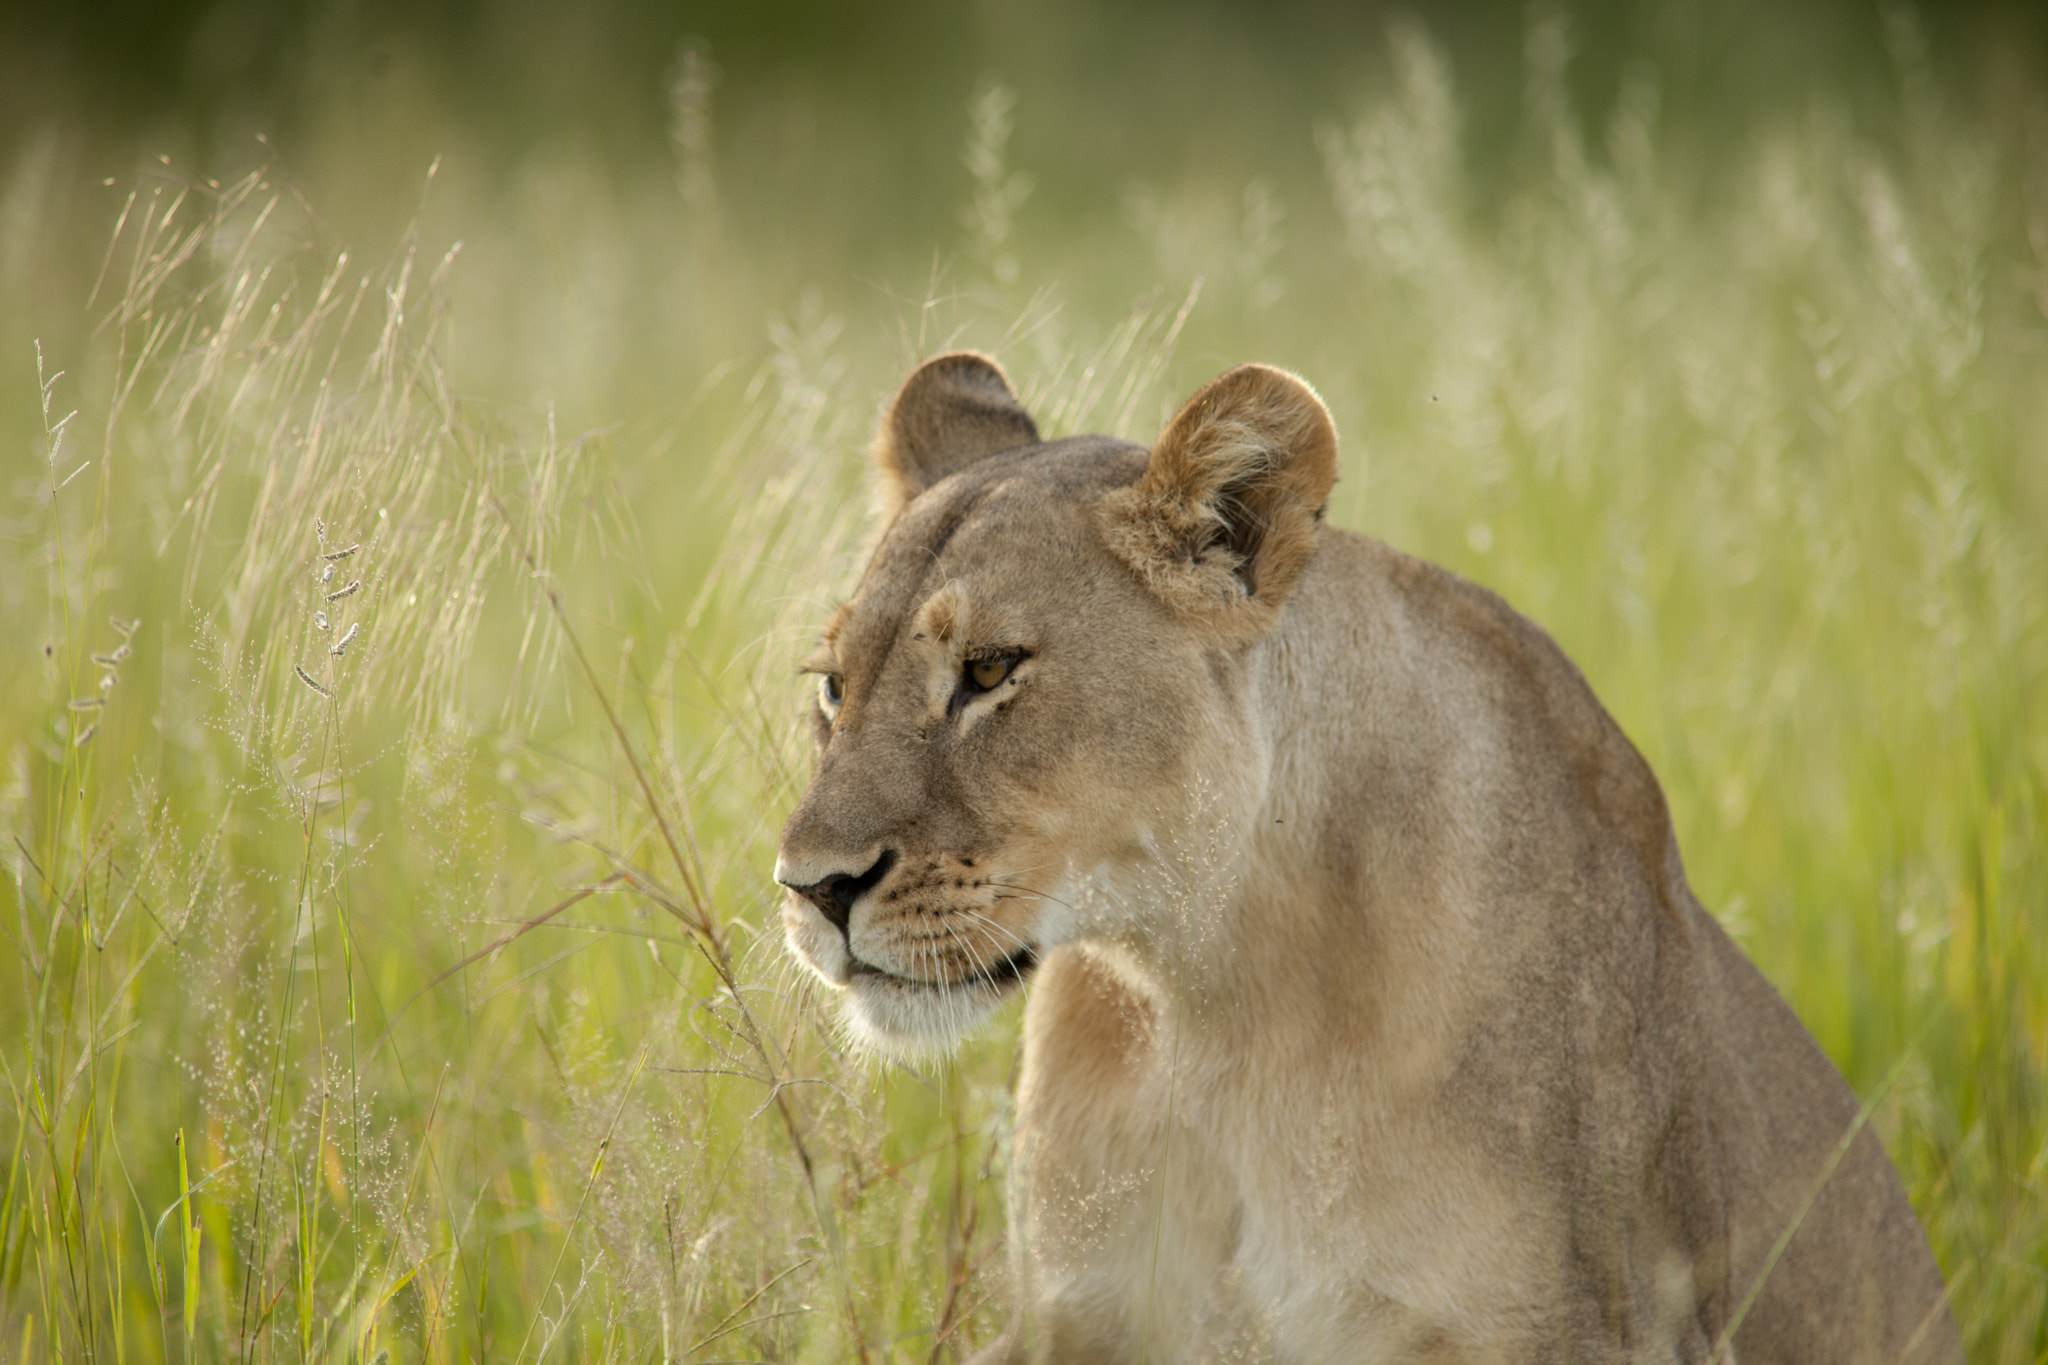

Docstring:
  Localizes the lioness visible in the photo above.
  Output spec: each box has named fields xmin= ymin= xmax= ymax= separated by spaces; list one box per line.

xmin=775 ymin=353 xmax=1961 ymax=1363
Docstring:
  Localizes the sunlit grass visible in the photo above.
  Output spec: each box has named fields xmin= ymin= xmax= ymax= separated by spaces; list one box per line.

xmin=2 ymin=11 xmax=2044 ymax=1363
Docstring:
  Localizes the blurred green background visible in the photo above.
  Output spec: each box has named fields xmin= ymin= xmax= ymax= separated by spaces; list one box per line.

xmin=5 ymin=0 xmax=2045 ymax=417
xmin=2 ymin=1 xmax=2045 ymax=1361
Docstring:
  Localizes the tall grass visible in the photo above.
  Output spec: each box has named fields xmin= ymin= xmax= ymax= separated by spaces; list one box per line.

xmin=2 ymin=10 xmax=2044 ymax=1362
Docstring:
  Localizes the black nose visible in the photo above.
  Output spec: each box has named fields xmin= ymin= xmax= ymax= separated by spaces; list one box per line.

xmin=788 ymin=850 xmax=896 ymax=936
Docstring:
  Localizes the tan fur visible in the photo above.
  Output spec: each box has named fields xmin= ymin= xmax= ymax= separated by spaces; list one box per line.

xmin=873 ymin=350 xmax=1041 ymax=520
xmin=775 ymin=354 xmax=1963 ymax=1364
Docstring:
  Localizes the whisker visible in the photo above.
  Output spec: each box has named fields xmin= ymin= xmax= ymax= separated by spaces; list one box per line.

xmin=981 ymin=879 xmax=1086 ymax=917
xmin=955 ymin=908 xmax=1034 ymax=956
xmin=944 ymin=918 xmax=997 ymax=987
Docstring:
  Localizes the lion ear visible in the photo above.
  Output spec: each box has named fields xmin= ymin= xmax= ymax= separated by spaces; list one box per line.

xmin=874 ymin=352 xmax=1039 ymax=516
xmin=1100 ymin=364 xmax=1338 ymax=636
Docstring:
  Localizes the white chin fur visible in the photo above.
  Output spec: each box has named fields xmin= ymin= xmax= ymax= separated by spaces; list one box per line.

xmin=842 ymin=971 xmax=1013 ymax=1060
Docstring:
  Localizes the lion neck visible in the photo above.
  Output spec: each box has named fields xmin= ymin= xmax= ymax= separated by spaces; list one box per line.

xmin=1085 ymin=538 xmax=1494 ymax=1082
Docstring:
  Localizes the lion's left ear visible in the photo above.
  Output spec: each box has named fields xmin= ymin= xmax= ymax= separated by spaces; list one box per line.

xmin=1100 ymin=364 xmax=1337 ymax=638
xmin=874 ymin=352 xmax=1040 ymax=518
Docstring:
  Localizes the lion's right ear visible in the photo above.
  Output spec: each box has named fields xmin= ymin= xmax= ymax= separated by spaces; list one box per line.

xmin=874 ymin=352 xmax=1039 ymax=518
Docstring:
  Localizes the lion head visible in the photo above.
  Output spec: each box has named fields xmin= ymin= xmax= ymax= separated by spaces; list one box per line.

xmin=775 ymin=352 xmax=1336 ymax=1055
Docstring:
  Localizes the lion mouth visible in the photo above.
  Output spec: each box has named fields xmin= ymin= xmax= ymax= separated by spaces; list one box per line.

xmin=977 ymin=942 xmax=1039 ymax=987
xmin=849 ymin=941 xmax=1039 ymax=992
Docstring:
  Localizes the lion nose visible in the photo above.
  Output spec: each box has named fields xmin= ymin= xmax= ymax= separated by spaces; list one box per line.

xmin=780 ymin=849 xmax=896 ymax=936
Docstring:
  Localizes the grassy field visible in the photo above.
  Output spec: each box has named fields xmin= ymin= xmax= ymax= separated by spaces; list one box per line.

xmin=2 ymin=5 xmax=2044 ymax=1361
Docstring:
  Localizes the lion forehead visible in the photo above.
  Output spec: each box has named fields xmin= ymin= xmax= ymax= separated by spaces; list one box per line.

xmin=836 ymin=438 xmax=1151 ymax=664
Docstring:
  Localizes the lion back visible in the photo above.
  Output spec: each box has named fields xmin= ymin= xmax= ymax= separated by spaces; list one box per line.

xmin=1310 ymin=535 xmax=1961 ymax=1362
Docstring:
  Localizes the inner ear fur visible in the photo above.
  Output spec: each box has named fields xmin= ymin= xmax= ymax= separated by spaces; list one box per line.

xmin=874 ymin=352 xmax=1039 ymax=517
xmin=1100 ymin=364 xmax=1338 ymax=635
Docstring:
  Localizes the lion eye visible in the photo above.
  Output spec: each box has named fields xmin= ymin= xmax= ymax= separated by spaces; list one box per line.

xmin=820 ymin=672 xmax=844 ymax=709
xmin=967 ymin=657 xmax=1015 ymax=691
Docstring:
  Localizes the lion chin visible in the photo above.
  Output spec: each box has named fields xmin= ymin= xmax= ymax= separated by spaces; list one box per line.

xmin=838 ymin=951 xmax=1037 ymax=1060
xmin=773 ymin=352 xmax=1963 ymax=1364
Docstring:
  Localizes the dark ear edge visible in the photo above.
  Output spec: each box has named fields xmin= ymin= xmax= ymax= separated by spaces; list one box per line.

xmin=874 ymin=352 xmax=1039 ymax=517
xmin=1099 ymin=364 xmax=1338 ymax=638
